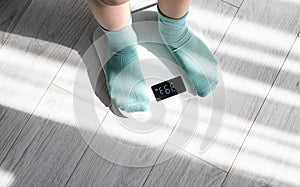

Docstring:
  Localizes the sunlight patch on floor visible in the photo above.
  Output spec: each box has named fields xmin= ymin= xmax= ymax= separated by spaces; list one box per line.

xmin=0 ymin=168 xmax=14 ymax=187
xmin=171 ymin=104 xmax=300 ymax=186
xmin=0 ymin=34 xmax=69 ymax=115
xmin=188 ymin=6 xmax=235 ymax=35
xmin=97 ymin=96 xmax=186 ymax=147
xmin=234 ymin=120 xmax=300 ymax=186
xmin=223 ymin=72 xmax=300 ymax=108
xmin=190 ymin=6 xmax=296 ymax=52
xmin=277 ymin=0 xmax=300 ymax=5
xmin=225 ymin=16 xmax=295 ymax=52
xmin=219 ymin=42 xmax=300 ymax=75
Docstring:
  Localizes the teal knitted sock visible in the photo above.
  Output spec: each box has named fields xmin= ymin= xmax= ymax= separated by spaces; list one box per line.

xmin=158 ymin=8 xmax=218 ymax=97
xmin=103 ymin=24 xmax=150 ymax=112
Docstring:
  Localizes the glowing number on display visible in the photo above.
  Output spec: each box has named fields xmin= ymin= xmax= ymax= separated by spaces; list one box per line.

xmin=170 ymin=83 xmax=176 ymax=92
xmin=156 ymin=83 xmax=177 ymax=95
xmin=164 ymin=85 xmax=170 ymax=94
xmin=159 ymin=86 xmax=164 ymax=95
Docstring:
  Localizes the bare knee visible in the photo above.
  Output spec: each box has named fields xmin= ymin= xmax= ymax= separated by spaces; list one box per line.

xmin=92 ymin=0 xmax=129 ymax=6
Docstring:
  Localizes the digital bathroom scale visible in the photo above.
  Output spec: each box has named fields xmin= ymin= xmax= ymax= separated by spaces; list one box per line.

xmin=72 ymin=11 xmax=226 ymax=167
xmin=92 ymin=21 xmax=201 ymax=120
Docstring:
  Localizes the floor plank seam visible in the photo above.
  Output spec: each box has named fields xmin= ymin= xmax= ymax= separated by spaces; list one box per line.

xmin=63 ymin=110 xmax=110 ymax=187
xmin=139 ymin=2 xmax=240 ymax=184
xmin=140 ymin=144 xmax=167 ymax=187
xmin=219 ymin=33 xmax=299 ymax=187
xmin=213 ymin=4 xmax=239 ymax=54
xmin=169 ymin=143 xmax=228 ymax=173
xmin=51 ymin=83 xmax=110 ymax=116
xmin=47 ymin=16 xmax=93 ymax=82
xmin=220 ymin=0 xmax=240 ymax=9
xmin=0 ymin=60 xmax=70 ymax=167
xmin=140 ymin=103 xmax=191 ymax=187
xmin=214 ymin=0 xmax=247 ymax=54
xmin=131 ymin=2 xmax=157 ymax=13
xmin=44 ymin=15 xmax=94 ymax=98
xmin=0 ymin=0 xmax=93 ymax=176
xmin=9 ymin=0 xmax=35 ymax=33
xmin=0 ymin=41 xmax=75 ymax=167
xmin=180 ymin=149 xmax=228 ymax=174
xmin=51 ymin=15 xmax=111 ymax=182
xmin=140 ymin=100 xmax=193 ymax=187
xmin=0 ymin=0 xmax=34 ymax=50
xmin=140 ymin=144 xmax=228 ymax=187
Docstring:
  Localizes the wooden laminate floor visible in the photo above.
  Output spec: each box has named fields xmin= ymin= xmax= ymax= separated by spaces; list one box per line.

xmin=0 ymin=0 xmax=299 ymax=186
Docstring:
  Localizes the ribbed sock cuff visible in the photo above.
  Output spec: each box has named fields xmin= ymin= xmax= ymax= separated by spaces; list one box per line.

xmin=100 ymin=16 xmax=132 ymax=33
xmin=157 ymin=5 xmax=191 ymax=49
xmin=100 ymin=16 xmax=137 ymax=52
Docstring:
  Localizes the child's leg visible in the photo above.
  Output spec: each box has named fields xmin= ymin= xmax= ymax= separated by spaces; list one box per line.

xmin=158 ymin=0 xmax=218 ymax=97
xmin=88 ymin=0 xmax=150 ymax=112
xmin=158 ymin=0 xmax=192 ymax=19
xmin=88 ymin=0 xmax=130 ymax=31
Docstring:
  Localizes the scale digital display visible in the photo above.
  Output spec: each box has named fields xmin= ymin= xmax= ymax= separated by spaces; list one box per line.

xmin=151 ymin=76 xmax=186 ymax=101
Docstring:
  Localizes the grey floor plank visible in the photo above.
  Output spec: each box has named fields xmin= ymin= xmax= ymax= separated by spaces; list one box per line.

xmin=168 ymin=0 xmax=300 ymax=172
xmin=65 ymin=148 xmax=152 ymax=187
xmin=0 ymin=0 xmax=91 ymax=164
xmin=223 ymin=37 xmax=300 ymax=187
xmin=0 ymin=85 xmax=107 ymax=186
xmin=188 ymin=0 xmax=238 ymax=51
xmin=144 ymin=149 xmax=226 ymax=187
xmin=223 ymin=0 xmax=242 ymax=7
xmin=0 ymin=0 xmax=33 ymax=47
xmin=52 ymin=17 xmax=106 ymax=109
